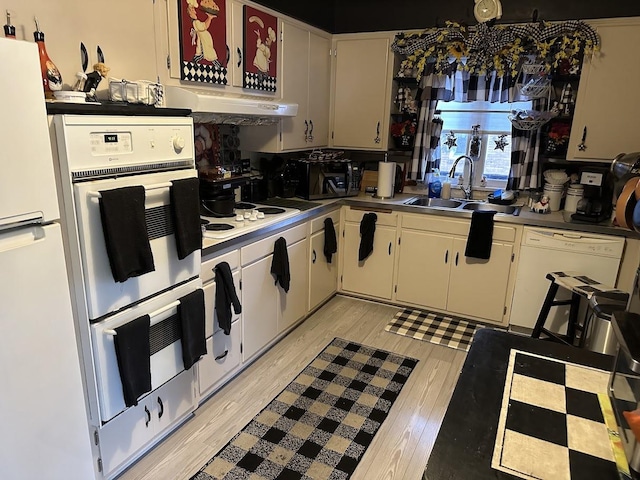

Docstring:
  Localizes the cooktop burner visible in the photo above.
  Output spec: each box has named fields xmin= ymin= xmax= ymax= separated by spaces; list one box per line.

xmin=256 ymin=207 xmax=286 ymax=215
xmin=200 ymin=205 xmax=235 ymax=218
xmin=205 ymin=223 xmax=234 ymax=231
xmin=235 ymin=202 xmax=256 ymax=209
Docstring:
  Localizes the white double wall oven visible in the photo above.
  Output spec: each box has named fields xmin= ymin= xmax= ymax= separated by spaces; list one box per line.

xmin=51 ymin=115 xmax=201 ymax=432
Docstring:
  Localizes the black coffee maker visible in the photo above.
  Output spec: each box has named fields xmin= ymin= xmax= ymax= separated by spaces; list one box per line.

xmin=571 ymin=166 xmax=614 ymax=223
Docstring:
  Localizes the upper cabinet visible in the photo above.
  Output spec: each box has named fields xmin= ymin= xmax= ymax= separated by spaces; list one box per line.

xmin=330 ymin=34 xmax=394 ymax=151
xmin=567 ymin=18 xmax=640 ymax=162
xmin=239 ymin=20 xmax=332 ymax=152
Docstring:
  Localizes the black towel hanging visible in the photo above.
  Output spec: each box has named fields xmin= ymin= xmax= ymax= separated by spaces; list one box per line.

xmin=214 ymin=261 xmax=242 ymax=335
xmin=170 ymin=177 xmax=202 ymax=260
xmin=271 ymin=237 xmax=290 ymax=292
xmin=114 ymin=315 xmax=151 ymax=407
xmin=465 ymin=210 xmax=496 ymax=259
xmin=99 ymin=186 xmax=155 ymax=282
xmin=323 ymin=218 xmax=337 ymax=263
xmin=359 ymin=212 xmax=378 ymax=261
xmin=178 ymin=289 xmax=207 ymax=370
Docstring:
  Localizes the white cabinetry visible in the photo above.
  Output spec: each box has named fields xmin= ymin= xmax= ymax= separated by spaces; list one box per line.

xmin=98 ymin=370 xmax=195 ymax=479
xmin=239 ymin=21 xmax=331 ymax=152
xmin=309 ymin=209 xmax=341 ymax=311
xmin=241 ymin=223 xmax=309 ymax=362
xmin=198 ymin=250 xmax=242 ymax=401
xmin=394 ymin=214 xmax=519 ymax=325
xmin=331 ymin=35 xmax=394 ymax=150
xmin=567 ymin=18 xmax=640 ymax=161
xmin=340 ymin=207 xmax=397 ymax=300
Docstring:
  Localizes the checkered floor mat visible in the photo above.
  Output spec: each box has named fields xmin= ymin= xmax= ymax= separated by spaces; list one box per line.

xmin=491 ymin=350 xmax=623 ymax=479
xmin=191 ymin=338 xmax=418 ymax=480
xmin=385 ymin=308 xmax=485 ymax=352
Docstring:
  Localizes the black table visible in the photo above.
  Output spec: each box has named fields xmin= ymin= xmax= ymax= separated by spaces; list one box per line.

xmin=424 ymin=328 xmax=615 ymax=480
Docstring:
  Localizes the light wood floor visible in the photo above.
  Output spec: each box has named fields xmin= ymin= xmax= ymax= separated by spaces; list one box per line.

xmin=116 ymin=295 xmax=466 ymax=480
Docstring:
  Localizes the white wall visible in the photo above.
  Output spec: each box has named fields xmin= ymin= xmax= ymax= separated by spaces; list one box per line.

xmin=0 ymin=0 xmax=158 ymax=93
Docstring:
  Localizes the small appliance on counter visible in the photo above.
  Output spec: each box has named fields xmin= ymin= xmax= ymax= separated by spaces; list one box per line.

xmin=199 ymin=168 xmax=251 ymax=216
xmin=571 ymin=166 xmax=614 ymax=223
xmin=293 ymin=157 xmax=360 ymax=200
xmin=612 ymin=152 xmax=640 ymax=203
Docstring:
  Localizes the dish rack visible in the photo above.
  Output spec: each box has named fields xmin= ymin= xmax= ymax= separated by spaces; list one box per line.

xmin=509 ymin=110 xmax=557 ymax=131
xmin=108 ymin=78 xmax=164 ymax=106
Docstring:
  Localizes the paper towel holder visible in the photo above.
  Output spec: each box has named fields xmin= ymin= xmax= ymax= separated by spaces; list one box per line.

xmin=373 ymin=157 xmax=397 ymax=199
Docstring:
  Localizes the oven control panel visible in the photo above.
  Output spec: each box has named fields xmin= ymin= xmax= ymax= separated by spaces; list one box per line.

xmin=90 ymin=132 xmax=133 ymax=155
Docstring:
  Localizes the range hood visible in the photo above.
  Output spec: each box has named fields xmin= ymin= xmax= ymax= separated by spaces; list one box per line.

xmin=164 ymin=86 xmax=298 ymax=125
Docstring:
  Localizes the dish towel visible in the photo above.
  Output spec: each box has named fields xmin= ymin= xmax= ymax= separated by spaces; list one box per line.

xmin=114 ymin=315 xmax=151 ymax=407
xmin=170 ymin=177 xmax=202 ymax=260
xmin=214 ymin=261 xmax=242 ymax=335
xmin=271 ymin=237 xmax=290 ymax=292
xmin=323 ymin=218 xmax=337 ymax=263
xmin=465 ymin=210 xmax=497 ymax=259
xmin=99 ymin=186 xmax=155 ymax=283
xmin=179 ymin=288 xmax=207 ymax=370
xmin=359 ymin=212 xmax=378 ymax=261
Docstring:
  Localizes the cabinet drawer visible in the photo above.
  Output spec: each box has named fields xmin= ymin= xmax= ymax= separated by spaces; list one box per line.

xmin=198 ymin=323 xmax=242 ymax=399
xmin=98 ymin=370 xmax=194 ymax=478
xmin=241 ymin=223 xmax=307 ymax=266
xmin=310 ymin=209 xmax=340 ymax=234
xmin=201 ymin=249 xmax=240 ymax=284
xmin=344 ymin=206 xmax=397 ymax=226
xmin=203 ymin=269 xmax=241 ymax=338
xmin=401 ymin=213 xmax=517 ymax=242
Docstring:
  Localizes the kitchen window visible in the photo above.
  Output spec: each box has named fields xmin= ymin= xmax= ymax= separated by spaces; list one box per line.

xmin=438 ymin=100 xmax=532 ymax=189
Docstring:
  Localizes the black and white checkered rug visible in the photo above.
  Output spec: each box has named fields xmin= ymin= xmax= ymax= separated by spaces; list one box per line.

xmin=190 ymin=338 xmax=418 ymax=480
xmin=385 ymin=308 xmax=485 ymax=352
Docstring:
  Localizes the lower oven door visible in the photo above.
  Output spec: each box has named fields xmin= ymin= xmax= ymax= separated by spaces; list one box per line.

xmin=73 ymin=168 xmax=200 ymax=320
xmin=91 ymin=278 xmax=201 ymax=423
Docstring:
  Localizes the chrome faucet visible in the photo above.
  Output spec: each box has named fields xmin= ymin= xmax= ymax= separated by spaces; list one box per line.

xmin=448 ymin=155 xmax=475 ymax=200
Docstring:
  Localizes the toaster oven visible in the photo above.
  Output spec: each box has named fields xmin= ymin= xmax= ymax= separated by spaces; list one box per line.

xmin=293 ymin=158 xmax=360 ymax=200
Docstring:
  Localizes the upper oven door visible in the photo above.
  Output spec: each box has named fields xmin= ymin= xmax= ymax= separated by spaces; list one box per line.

xmin=74 ymin=168 xmax=200 ymax=320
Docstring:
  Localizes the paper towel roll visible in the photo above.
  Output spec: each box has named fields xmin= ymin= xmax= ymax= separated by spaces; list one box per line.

xmin=377 ymin=161 xmax=396 ymax=198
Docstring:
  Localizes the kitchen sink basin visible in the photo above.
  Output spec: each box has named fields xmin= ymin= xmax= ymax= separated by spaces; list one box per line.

xmin=462 ymin=203 xmax=521 ymax=215
xmin=404 ymin=196 xmax=521 ymax=215
xmin=405 ymin=197 xmax=464 ymax=208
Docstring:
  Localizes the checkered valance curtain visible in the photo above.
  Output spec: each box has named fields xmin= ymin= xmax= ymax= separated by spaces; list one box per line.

xmin=410 ymin=66 xmax=541 ymax=190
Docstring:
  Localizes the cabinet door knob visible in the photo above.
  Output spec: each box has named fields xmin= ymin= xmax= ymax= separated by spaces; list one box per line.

xmin=237 ymin=47 xmax=242 ymax=68
xmin=308 ymin=120 xmax=314 ymax=142
xmin=455 ymin=252 xmax=459 ymax=266
xmin=304 ymin=120 xmax=309 ymax=142
xmin=226 ymin=45 xmax=230 ymax=64
xmin=577 ymin=126 xmax=587 ymax=151
xmin=144 ymin=406 xmax=151 ymax=427
xmin=388 ymin=242 xmax=392 ymax=255
xmin=445 ymin=250 xmax=449 ymax=264
xmin=157 ymin=397 xmax=164 ymax=419
xmin=312 ymin=249 xmax=317 ymax=263
xmin=374 ymin=121 xmax=381 ymax=144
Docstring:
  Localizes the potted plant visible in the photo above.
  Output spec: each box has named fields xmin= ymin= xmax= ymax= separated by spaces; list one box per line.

xmin=390 ymin=119 xmax=417 ymax=150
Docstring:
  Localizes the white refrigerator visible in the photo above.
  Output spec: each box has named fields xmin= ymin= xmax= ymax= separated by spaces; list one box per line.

xmin=0 ymin=38 xmax=95 ymax=478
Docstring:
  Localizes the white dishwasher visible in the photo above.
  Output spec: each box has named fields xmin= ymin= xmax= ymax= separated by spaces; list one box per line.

xmin=510 ymin=227 xmax=625 ymax=332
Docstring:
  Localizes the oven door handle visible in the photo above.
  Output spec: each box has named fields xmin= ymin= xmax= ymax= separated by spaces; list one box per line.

xmin=88 ymin=181 xmax=173 ymax=198
xmin=104 ymin=300 xmax=181 ymax=335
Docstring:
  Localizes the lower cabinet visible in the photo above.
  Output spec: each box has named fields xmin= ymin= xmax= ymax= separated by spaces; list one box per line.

xmin=308 ymin=209 xmax=340 ymax=311
xmin=340 ymin=207 xmax=398 ymax=300
xmin=97 ymin=370 xmax=195 ymax=479
xmin=241 ymin=222 xmax=309 ymax=362
xmin=198 ymin=323 xmax=242 ymax=398
xmin=393 ymin=213 xmax=519 ymax=325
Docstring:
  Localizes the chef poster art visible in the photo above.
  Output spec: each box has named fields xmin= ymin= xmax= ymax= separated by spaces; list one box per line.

xmin=178 ymin=0 xmax=228 ymax=85
xmin=243 ymin=5 xmax=277 ymax=92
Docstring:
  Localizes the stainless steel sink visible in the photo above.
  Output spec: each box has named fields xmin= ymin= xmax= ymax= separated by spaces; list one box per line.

xmin=404 ymin=196 xmax=521 ymax=215
xmin=462 ymin=203 xmax=521 ymax=215
xmin=405 ymin=197 xmax=464 ymax=208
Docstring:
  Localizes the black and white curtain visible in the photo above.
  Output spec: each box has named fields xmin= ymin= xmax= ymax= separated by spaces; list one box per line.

xmin=409 ymin=65 xmax=541 ymax=190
